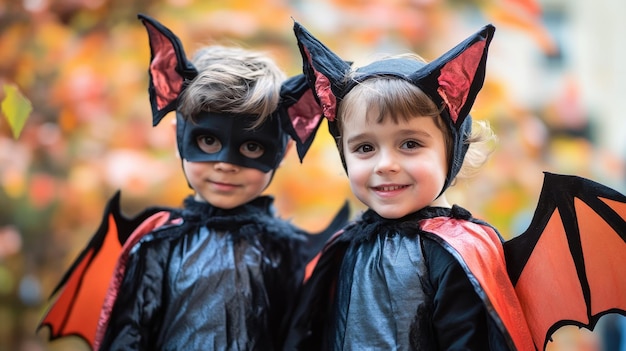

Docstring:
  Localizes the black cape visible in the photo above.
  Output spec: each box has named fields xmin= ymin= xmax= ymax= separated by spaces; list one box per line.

xmin=285 ymin=205 xmax=518 ymax=350
xmin=98 ymin=195 xmax=327 ymax=350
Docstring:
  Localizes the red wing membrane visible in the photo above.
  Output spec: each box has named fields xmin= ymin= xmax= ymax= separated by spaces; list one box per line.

xmin=504 ymin=172 xmax=626 ymax=350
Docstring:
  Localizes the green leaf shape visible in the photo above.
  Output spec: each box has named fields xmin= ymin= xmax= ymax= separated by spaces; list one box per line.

xmin=2 ymin=84 xmax=32 ymax=139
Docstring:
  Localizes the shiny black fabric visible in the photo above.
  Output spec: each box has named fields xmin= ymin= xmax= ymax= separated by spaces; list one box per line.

xmin=99 ymin=196 xmax=308 ymax=351
xmin=285 ymin=206 xmax=510 ymax=351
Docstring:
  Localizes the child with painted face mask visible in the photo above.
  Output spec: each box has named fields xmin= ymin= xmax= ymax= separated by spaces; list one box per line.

xmin=37 ymin=14 xmax=348 ymax=351
xmin=281 ymin=23 xmax=535 ymax=350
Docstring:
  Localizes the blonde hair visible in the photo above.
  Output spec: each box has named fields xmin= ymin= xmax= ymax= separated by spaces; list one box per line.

xmin=178 ymin=45 xmax=286 ymax=128
xmin=337 ymin=65 xmax=496 ymax=182
xmin=457 ymin=120 xmax=497 ymax=180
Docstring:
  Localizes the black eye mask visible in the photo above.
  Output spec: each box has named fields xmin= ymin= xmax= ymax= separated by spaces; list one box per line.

xmin=177 ymin=111 xmax=288 ymax=173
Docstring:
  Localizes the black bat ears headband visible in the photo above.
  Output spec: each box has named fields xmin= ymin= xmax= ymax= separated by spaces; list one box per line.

xmin=137 ymin=14 xmax=322 ymax=173
xmin=136 ymin=13 xmax=321 ymax=135
xmin=284 ymin=21 xmax=495 ymax=193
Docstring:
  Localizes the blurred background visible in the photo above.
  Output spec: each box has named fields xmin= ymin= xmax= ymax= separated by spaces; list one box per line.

xmin=1 ymin=0 xmax=625 ymax=350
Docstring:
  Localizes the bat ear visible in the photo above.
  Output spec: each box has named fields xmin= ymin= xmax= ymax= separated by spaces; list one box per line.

xmin=293 ymin=21 xmax=352 ymax=123
xmin=138 ymin=14 xmax=198 ymax=126
xmin=278 ymin=74 xmax=324 ymax=161
xmin=410 ymin=24 xmax=495 ymax=129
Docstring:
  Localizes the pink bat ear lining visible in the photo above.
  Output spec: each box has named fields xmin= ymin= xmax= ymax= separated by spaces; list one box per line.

xmin=436 ymin=38 xmax=487 ymax=124
xmin=146 ymin=23 xmax=185 ymax=112
xmin=314 ymin=73 xmax=337 ymax=121
xmin=286 ymin=89 xmax=323 ymax=144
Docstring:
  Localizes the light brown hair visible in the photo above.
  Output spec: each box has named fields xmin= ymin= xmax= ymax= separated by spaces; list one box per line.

xmin=178 ymin=45 xmax=286 ymax=128
xmin=337 ymin=67 xmax=496 ymax=183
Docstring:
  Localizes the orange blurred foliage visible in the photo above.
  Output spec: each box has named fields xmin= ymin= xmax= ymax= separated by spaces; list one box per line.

xmin=0 ymin=0 xmax=622 ymax=350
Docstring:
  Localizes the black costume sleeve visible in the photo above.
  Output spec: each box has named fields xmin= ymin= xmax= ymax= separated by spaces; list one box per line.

xmin=424 ymin=238 xmax=499 ymax=350
xmin=98 ymin=241 xmax=166 ymax=351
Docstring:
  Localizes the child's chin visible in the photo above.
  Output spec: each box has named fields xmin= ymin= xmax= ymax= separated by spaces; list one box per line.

xmin=203 ymin=195 xmax=250 ymax=210
xmin=371 ymin=207 xmax=411 ymax=220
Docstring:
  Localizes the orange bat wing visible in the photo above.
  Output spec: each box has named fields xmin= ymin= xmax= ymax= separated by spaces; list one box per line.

xmin=505 ymin=172 xmax=626 ymax=350
xmin=37 ymin=192 xmax=170 ymax=348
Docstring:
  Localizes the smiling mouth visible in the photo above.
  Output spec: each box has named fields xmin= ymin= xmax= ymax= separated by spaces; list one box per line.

xmin=373 ymin=185 xmax=409 ymax=192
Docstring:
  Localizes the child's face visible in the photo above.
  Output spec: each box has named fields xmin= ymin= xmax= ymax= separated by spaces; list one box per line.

xmin=341 ymin=107 xmax=449 ymax=219
xmin=175 ymin=112 xmax=289 ymax=209
xmin=183 ymin=159 xmax=274 ymax=209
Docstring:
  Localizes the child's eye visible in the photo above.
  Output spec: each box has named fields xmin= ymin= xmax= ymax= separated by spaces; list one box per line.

xmin=196 ymin=134 xmax=222 ymax=154
xmin=401 ymin=140 xmax=422 ymax=149
xmin=240 ymin=141 xmax=265 ymax=159
xmin=355 ymin=144 xmax=374 ymax=153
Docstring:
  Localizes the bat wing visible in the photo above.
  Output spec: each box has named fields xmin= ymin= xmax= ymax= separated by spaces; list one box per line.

xmin=284 ymin=230 xmax=349 ymax=351
xmin=504 ymin=172 xmax=626 ymax=350
xmin=36 ymin=191 xmax=170 ymax=348
xmin=299 ymin=201 xmax=350 ymax=267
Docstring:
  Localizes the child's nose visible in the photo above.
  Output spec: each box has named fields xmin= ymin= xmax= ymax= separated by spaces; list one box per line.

xmin=214 ymin=161 xmax=239 ymax=172
xmin=375 ymin=150 xmax=400 ymax=174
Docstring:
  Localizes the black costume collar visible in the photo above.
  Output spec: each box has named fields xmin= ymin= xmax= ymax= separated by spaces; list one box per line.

xmin=340 ymin=205 xmax=473 ymax=243
xmin=172 ymin=195 xmax=305 ymax=242
xmin=181 ymin=195 xmax=275 ymax=220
